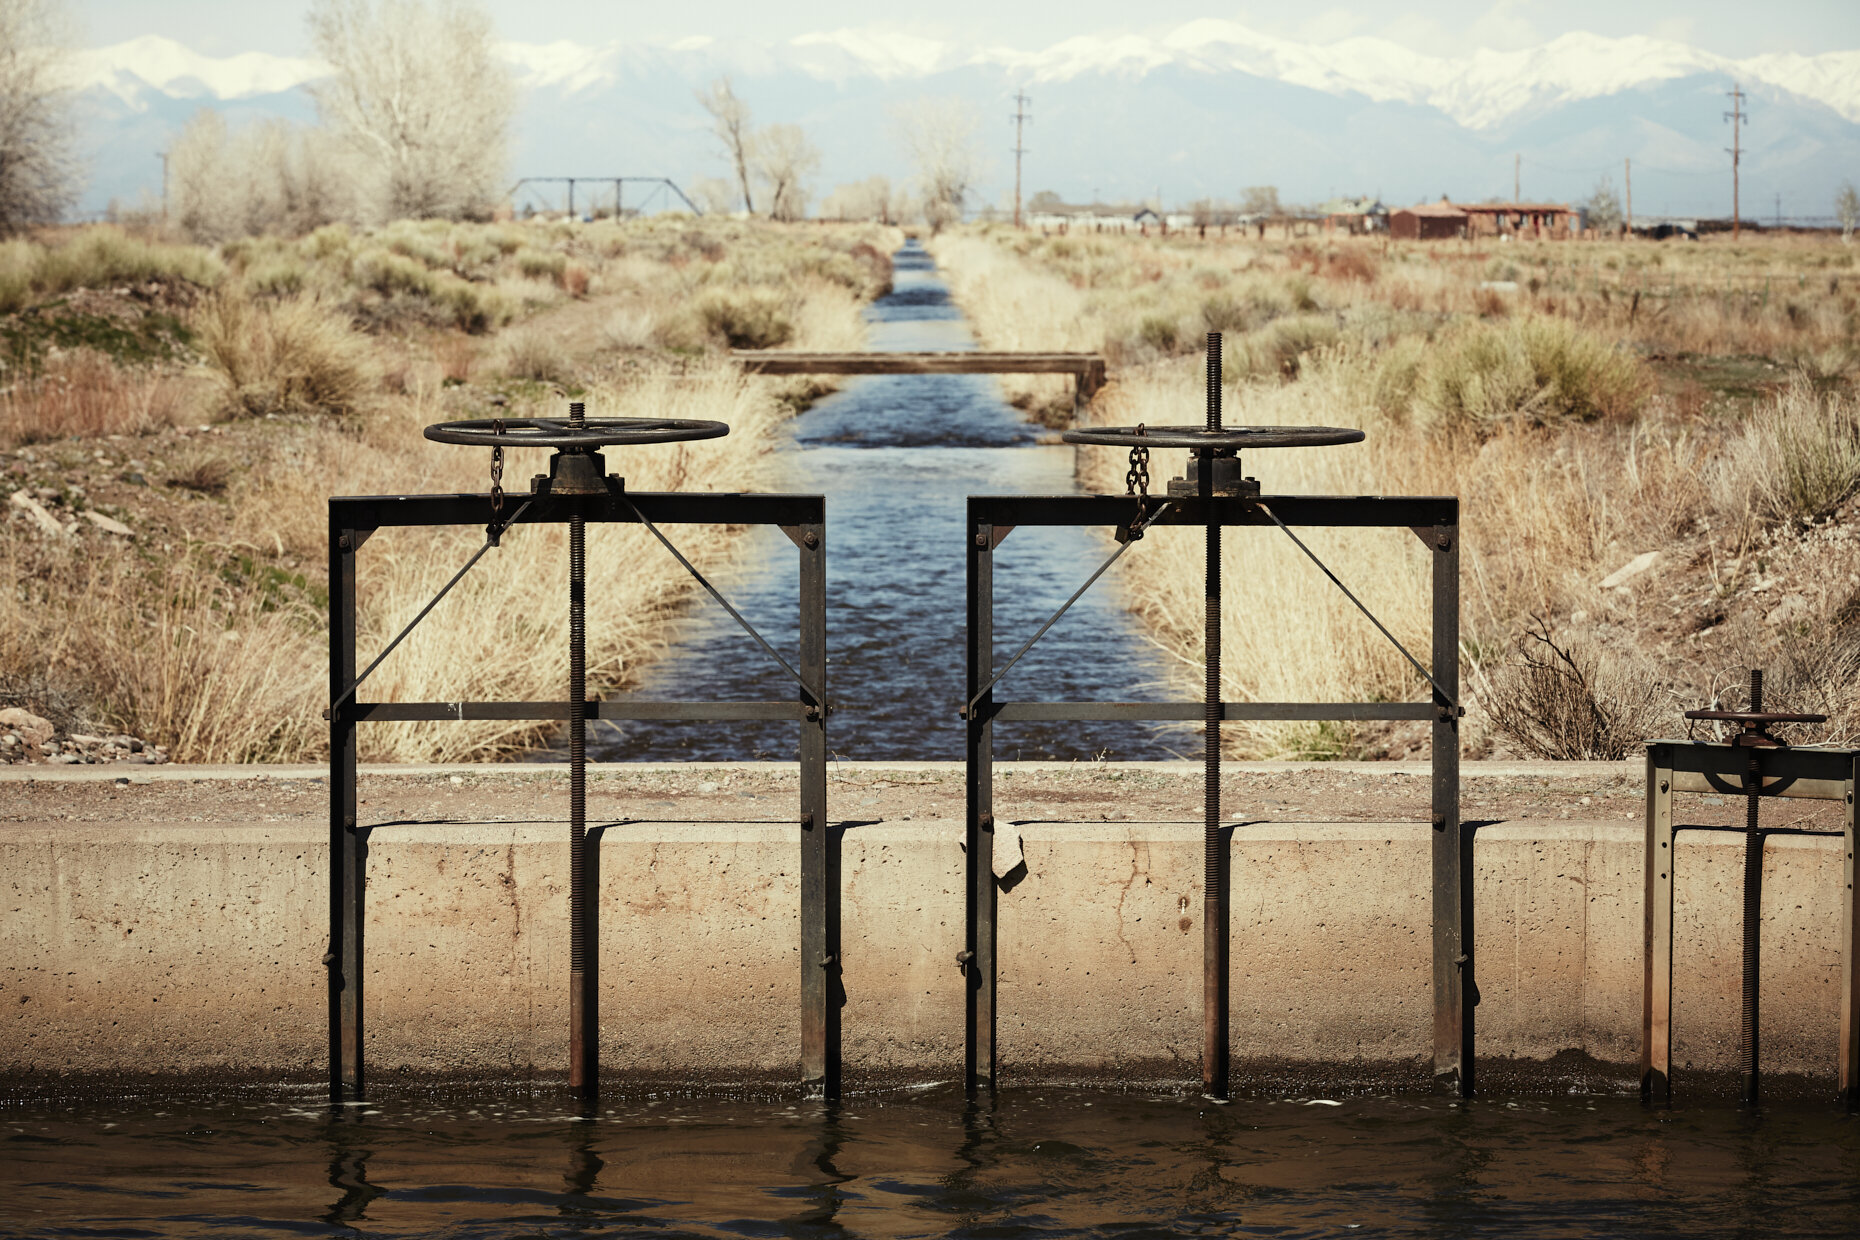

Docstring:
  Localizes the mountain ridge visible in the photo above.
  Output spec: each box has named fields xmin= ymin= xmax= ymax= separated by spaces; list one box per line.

xmin=68 ymin=25 xmax=1860 ymax=130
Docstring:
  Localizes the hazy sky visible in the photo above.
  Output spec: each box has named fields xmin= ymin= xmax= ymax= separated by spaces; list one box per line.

xmin=71 ymin=0 xmax=1860 ymax=60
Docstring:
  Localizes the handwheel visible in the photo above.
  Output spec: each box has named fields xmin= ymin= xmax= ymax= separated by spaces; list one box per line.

xmin=1063 ymin=424 xmax=1364 ymax=449
xmin=424 ymin=417 xmax=729 ymax=448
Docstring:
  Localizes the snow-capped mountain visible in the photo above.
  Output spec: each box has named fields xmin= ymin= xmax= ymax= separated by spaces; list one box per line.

xmin=68 ymin=25 xmax=1860 ymax=219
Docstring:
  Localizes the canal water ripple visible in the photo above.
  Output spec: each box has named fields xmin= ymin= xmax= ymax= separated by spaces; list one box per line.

xmin=587 ymin=241 xmax=1188 ymax=763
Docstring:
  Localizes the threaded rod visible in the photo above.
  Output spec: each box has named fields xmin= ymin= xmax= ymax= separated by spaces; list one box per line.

xmin=568 ymin=395 xmax=595 ymax=1096
xmin=1739 ymin=668 xmax=1763 ymax=1106
xmin=1202 ymin=331 xmax=1228 ymax=1098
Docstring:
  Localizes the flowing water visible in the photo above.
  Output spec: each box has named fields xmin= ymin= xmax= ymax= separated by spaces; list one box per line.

xmin=583 ymin=242 xmax=1188 ymax=763
xmin=6 ymin=1085 xmax=1859 ymax=1237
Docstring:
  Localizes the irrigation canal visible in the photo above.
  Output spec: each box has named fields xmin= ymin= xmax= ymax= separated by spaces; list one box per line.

xmin=585 ymin=240 xmax=1186 ymax=762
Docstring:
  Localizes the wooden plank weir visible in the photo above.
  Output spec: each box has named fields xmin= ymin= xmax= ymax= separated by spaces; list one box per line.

xmin=733 ymin=351 xmax=1108 ymax=414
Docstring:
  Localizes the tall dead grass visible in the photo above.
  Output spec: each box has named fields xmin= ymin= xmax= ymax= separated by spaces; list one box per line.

xmin=0 ymin=350 xmax=210 ymax=445
xmin=195 ymin=289 xmax=378 ymax=417
xmin=0 ymin=364 xmax=782 ymax=763
xmin=1712 ymin=379 xmax=1860 ymax=524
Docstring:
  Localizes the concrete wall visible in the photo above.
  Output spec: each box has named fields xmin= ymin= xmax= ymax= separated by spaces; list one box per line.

xmin=5 ymin=808 xmax=1851 ymax=1085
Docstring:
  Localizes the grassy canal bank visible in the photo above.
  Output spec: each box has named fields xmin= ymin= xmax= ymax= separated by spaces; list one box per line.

xmin=2 ymin=217 xmax=900 ymax=763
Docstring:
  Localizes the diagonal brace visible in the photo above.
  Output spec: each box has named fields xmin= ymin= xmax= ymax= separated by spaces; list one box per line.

xmin=1257 ymin=501 xmax=1458 ymax=709
xmin=618 ymin=493 xmax=825 ymax=710
xmin=964 ymin=500 xmax=1174 ymax=717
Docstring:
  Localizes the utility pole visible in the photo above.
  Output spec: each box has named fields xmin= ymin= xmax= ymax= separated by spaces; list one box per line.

xmin=1725 ymin=82 xmax=1745 ymax=240
xmin=1011 ymin=90 xmax=1031 ymax=229
xmin=1514 ymin=153 xmax=1520 ymax=202
xmin=1625 ymin=157 xmax=1632 ymax=238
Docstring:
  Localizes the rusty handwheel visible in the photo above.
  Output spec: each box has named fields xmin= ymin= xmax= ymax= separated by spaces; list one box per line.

xmin=423 ymin=416 xmax=728 ymax=448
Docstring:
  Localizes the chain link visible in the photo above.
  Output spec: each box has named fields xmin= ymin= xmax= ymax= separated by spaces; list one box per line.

xmin=486 ymin=417 xmax=506 ymax=544
xmin=1124 ymin=422 xmax=1150 ymax=498
xmin=1119 ymin=423 xmax=1153 ymax=543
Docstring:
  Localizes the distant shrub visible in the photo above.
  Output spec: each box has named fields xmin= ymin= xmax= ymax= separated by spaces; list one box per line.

xmin=1713 ymin=380 xmax=1860 ymax=523
xmin=196 ymin=290 xmax=375 ymax=417
xmin=516 ymin=247 xmax=567 ymax=280
xmin=20 ymin=227 xmax=223 ymax=304
xmin=495 ymin=326 xmax=575 ymax=384
xmin=1236 ymin=314 xmax=1340 ymax=380
xmin=1417 ymin=316 xmax=1648 ymax=431
xmin=1200 ymin=293 xmax=1251 ymax=333
xmin=1138 ymin=313 xmax=1180 ymax=353
xmin=1370 ymin=335 xmax=1429 ymax=420
xmin=697 ymin=287 xmax=793 ymax=349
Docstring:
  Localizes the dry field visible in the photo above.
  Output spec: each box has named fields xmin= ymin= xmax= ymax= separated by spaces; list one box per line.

xmin=933 ymin=227 xmax=1860 ymax=759
xmin=2 ymin=217 xmax=900 ymax=762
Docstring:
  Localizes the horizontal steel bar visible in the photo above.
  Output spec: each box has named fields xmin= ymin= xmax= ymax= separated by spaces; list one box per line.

xmin=1652 ymin=741 xmax=1856 ymax=801
xmin=330 ymin=491 xmax=824 ymax=531
xmin=968 ymin=494 xmax=1458 ymax=528
xmin=993 ymin=701 xmax=1438 ymax=722
xmin=349 ymin=700 xmax=806 ymax=722
xmin=734 ymin=351 xmax=1102 ymax=376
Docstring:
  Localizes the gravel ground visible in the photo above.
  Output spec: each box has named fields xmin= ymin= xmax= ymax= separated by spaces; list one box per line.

xmin=0 ymin=760 xmax=1844 ymax=831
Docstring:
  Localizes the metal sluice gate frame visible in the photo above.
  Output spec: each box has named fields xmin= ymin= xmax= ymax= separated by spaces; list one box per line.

xmin=961 ymin=332 xmax=1473 ymax=1098
xmin=1643 ymin=670 xmax=1859 ymax=1108
xmin=325 ymin=406 xmax=837 ymax=1102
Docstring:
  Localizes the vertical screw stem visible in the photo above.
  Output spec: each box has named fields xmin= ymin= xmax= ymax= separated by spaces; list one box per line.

xmin=1202 ymin=331 xmax=1228 ymax=1098
xmin=568 ymin=395 xmax=594 ymax=1096
xmin=1740 ymin=668 xmax=1763 ymax=1105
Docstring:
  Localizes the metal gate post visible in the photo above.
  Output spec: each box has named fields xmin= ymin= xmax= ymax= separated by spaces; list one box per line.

xmin=1429 ymin=516 xmax=1468 ymax=1095
xmin=1842 ymin=753 xmax=1860 ymax=1109
xmin=798 ymin=519 xmax=837 ymax=1097
xmin=965 ymin=509 xmax=998 ymax=1093
xmin=1642 ymin=744 xmax=1676 ymax=1105
xmin=328 ymin=519 xmax=366 ymax=1102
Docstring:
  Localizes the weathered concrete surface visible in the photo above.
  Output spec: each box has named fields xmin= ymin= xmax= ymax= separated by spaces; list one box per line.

xmin=1 ymin=761 xmax=1849 ymax=1084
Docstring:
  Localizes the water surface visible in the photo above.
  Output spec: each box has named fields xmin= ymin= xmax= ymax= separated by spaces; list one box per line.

xmin=588 ymin=242 xmax=1187 ymax=763
xmin=6 ymin=1086 xmax=1856 ymax=1237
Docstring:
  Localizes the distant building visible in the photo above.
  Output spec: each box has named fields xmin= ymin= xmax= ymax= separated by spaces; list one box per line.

xmin=1456 ymin=202 xmax=1577 ymax=239
xmin=1320 ymin=196 xmax=1387 ymax=235
xmin=1389 ymin=202 xmax=1468 ymax=241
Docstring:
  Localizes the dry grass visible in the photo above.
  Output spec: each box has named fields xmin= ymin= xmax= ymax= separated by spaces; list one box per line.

xmin=1712 ymin=379 xmax=1860 ymax=524
xmin=942 ymin=224 xmax=1860 ymax=757
xmin=2 ymin=217 xmax=895 ymax=761
xmin=195 ymin=289 xmax=378 ymax=417
xmin=0 ymin=350 xmax=209 ymax=445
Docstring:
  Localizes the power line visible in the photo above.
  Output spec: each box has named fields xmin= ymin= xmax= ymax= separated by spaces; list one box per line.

xmin=1011 ymin=90 xmax=1031 ymax=228
xmin=1725 ymin=82 xmax=1747 ymax=239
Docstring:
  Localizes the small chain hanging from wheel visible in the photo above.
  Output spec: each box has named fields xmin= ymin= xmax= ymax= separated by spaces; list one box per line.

xmin=1119 ymin=423 xmax=1151 ymax=543
xmin=486 ymin=416 xmax=506 ymax=545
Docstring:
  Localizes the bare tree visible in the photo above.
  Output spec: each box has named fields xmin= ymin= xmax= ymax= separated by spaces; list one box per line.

xmin=0 ymin=0 xmax=79 ymax=235
xmin=750 ymin=123 xmax=818 ymax=223
xmin=169 ymin=110 xmax=358 ymax=242
xmin=689 ymin=175 xmax=737 ymax=216
xmin=893 ymin=98 xmax=980 ymax=233
xmin=306 ymin=0 xmax=514 ymax=222
xmin=1583 ymin=176 xmax=1623 ymax=235
xmin=1838 ymin=182 xmax=1860 ymax=246
xmin=821 ymin=175 xmax=893 ymax=223
xmin=697 ymin=76 xmax=756 ymax=216
xmin=1239 ymin=186 xmax=1281 ymax=218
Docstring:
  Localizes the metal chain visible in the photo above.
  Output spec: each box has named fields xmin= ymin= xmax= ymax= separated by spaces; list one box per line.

xmin=486 ymin=417 xmax=506 ymax=545
xmin=1121 ymin=423 xmax=1152 ymax=542
xmin=1124 ymin=422 xmax=1150 ymax=498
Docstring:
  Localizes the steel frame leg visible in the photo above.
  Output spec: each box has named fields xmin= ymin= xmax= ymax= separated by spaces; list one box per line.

xmin=1430 ymin=522 xmax=1468 ymax=1095
xmin=1841 ymin=756 xmax=1859 ymax=1110
xmin=329 ymin=520 xmax=366 ymax=1102
xmin=798 ymin=521 xmax=837 ymax=1097
xmin=965 ymin=515 xmax=998 ymax=1094
xmin=1642 ymin=747 xmax=1676 ymax=1106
